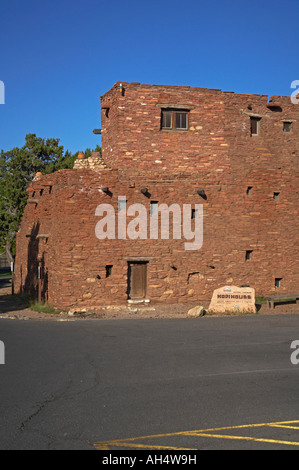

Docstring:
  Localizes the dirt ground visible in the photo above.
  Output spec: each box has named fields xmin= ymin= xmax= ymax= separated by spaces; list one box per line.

xmin=0 ymin=283 xmax=298 ymax=321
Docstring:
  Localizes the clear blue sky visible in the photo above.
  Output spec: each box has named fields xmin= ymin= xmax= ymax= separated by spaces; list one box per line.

xmin=0 ymin=0 xmax=298 ymax=154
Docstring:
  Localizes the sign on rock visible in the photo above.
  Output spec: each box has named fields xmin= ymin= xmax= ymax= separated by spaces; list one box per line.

xmin=208 ymin=285 xmax=256 ymax=314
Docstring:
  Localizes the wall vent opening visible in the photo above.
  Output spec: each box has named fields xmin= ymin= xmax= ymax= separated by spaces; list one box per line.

xmin=106 ymin=265 xmax=113 ymax=278
xmin=283 ymin=121 xmax=292 ymax=132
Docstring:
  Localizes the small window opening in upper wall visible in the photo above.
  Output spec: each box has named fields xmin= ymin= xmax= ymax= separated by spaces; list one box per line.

xmin=118 ymin=199 xmax=127 ymax=212
xmin=250 ymin=117 xmax=261 ymax=136
xmin=273 ymin=192 xmax=280 ymax=200
xmin=106 ymin=265 xmax=113 ymax=278
xmin=245 ymin=250 xmax=253 ymax=261
xmin=161 ymin=109 xmax=189 ymax=130
xmin=246 ymin=186 xmax=252 ymax=195
xmin=275 ymin=277 xmax=282 ymax=289
xmin=283 ymin=121 xmax=292 ymax=132
xmin=150 ymin=201 xmax=159 ymax=216
xmin=191 ymin=208 xmax=198 ymax=219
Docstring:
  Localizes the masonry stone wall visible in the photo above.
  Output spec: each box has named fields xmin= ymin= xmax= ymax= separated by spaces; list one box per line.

xmin=14 ymin=82 xmax=299 ymax=311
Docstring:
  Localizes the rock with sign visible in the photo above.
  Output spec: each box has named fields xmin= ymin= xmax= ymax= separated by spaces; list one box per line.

xmin=208 ymin=286 xmax=256 ymax=314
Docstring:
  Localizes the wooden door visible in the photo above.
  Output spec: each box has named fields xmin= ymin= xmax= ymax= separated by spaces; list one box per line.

xmin=128 ymin=262 xmax=147 ymax=299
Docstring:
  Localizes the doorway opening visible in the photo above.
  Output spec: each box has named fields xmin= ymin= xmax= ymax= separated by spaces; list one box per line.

xmin=127 ymin=261 xmax=148 ymax=300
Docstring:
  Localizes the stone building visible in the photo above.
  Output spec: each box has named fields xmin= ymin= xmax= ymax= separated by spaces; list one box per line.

xmin=14 ymin=81 xmax=299 ymax=311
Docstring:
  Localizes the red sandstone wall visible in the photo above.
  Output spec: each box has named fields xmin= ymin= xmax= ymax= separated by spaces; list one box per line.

xmin=15 ymin=165 xmax=299 ymax=310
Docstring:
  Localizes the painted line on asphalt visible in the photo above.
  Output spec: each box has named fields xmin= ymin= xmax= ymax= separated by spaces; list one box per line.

xmin=94 ymin=420 xmax=299 ymax=450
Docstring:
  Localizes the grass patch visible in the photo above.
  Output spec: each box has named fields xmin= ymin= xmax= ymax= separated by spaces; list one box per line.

xmin=255 ymin=297 xmax=267 ymax=305
xmin=29 ymin=301 xmax=61 ymax=315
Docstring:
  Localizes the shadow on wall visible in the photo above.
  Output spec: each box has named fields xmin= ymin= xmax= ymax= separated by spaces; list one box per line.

xmin=24 ymin=222 xmax=48 ymax=303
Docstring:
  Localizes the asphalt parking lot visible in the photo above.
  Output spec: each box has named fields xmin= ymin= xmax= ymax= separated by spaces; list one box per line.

xmin=1 ymin=312 xmax=299 ymax=450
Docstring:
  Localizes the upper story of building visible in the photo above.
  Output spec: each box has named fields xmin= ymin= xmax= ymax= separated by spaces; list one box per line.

xmin=95 ymin=81 xmax=299 ymax=180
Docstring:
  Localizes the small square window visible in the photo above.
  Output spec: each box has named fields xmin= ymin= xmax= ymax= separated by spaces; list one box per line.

xmin=161 ymin=109 xmax=189 ymax=130
xmin=275 ymin=278 xmax=282 ymax=289
xmin=245 ymin=250 xmax=253 ymax=261
xmin=246 ymin=186 xmax=252 ymax=195
xmin=283 ymin=122 xmax=292 ymax=132
xmin=273 ymin=192 xmax=280 ymax=200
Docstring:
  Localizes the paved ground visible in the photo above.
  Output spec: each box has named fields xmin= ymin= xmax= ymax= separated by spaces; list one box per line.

xmin=1 ymin=292 xmax=299 ymax=450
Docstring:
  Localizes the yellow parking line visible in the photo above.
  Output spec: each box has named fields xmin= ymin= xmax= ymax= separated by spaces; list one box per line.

xmin=193 ymin=432 xmax=299 ymax=447
xmin=185 ymin=419 xmax=299 ymax=435
xmin=94 ymin=419 xmax=299 ymax=450
xmin=268 ymin=424 xmax=299 ymax=430
xmin=94 ymin=442 xmax=197 ymax=450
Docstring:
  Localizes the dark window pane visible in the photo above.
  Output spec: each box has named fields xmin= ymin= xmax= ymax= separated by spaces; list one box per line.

xmin=161 ymin=111 xmax=172 ymax=129
xmin=175 ymin=112 xmax=188 ymax=129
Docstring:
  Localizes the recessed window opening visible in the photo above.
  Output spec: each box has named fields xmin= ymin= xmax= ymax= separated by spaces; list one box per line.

xmin=245 ymin=250 xmax=253 ymax=261
xmin=118 ymin=198 xmax=127 ymax=212
xmin=246 ymin=186 xmax=253 ymax=195
xmin=273 ymin=192 xmax=280 ymax=200
xmin=161 ymin=109 xmax=189 ymax=130
xmin=49 ymin=186 xmax=53 ymax=194
xmin=275 ymin=278 xmax=282 ymax=289
xmin=150 ymin=201 xmax=159 ymax=216
xmin=40 ymin=189 xmax=44 ymax=196
xmin=105 ymin=265 xmax=113 ymax=278
xmin=283 ymin=121 xmax=292 ymax=132
xmin=250 ymin=117 xmax=261 ymax=136
xmin=191 ymin=208 xmax=198 ymax=219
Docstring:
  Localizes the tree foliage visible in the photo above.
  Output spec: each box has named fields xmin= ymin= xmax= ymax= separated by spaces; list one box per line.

xmin=0 ymin=134 xmax=101 ymax=260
